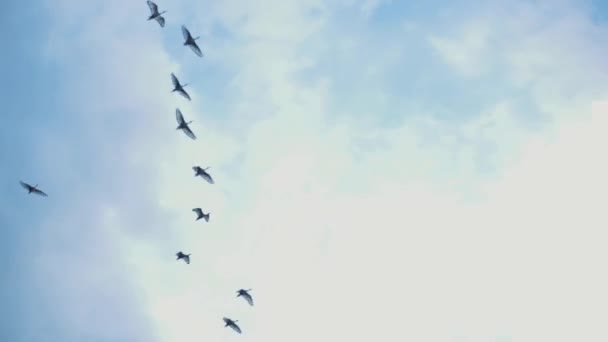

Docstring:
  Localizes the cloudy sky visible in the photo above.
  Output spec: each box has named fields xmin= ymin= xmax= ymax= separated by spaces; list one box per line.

xmin=2 ymin=0 xmax=608 ymax=341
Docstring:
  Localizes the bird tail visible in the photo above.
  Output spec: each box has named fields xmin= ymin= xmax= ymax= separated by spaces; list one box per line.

xmin=203 ymin=213 xmax=210 ymax=222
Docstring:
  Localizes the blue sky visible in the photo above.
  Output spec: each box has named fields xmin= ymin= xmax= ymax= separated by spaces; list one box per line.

xmin=2 ymin=0 xmax=608 ymax=341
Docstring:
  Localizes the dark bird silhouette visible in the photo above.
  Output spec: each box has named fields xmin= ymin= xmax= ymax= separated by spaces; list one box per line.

xmin=182 ymin=25 xmax=203 ymax=57
xmin=175 ymin=108 xmax=196 ymax=140
xmin=193 ymin=166 xmax=214 ymax=184
xmin=19 ymin=181 xmax=48 ymax=197
xmin=237 ymin=289 xmax=253 ymax=306
xmin=176 ymin=251 xmax=191 ymax=264
xmin=171 ymin=73 xmax=191 ymax=101
xmin=192 ymin=208 xmax=210 ymax=222
xmin=223 ymin=317 xmax=242 ymax=334
xmin=146 ymin=1 xmax=166 ymax=27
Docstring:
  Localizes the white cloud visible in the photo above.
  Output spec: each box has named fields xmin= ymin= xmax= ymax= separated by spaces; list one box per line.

xmin=359 ymin=0 xmax=392 ymax=18
xmin=429 ymin=20 xmax=494 ymax=77
xmin=33 ymin=0 xmax=608 ymax=341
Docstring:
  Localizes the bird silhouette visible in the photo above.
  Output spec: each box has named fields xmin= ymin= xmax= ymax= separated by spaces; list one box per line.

xmin=146 ymin=1 xmax=166 ymax=27
xmin=19 ymin=181 xmax=47 ymax=197
xmin=176 ymin=251 xmax=191 ymax=264
xmin=171 ymin=73 xmax=191 ymax=101
xmin=192 ymin=166 xmax=214 ymax=184
xmin=223 ymin=317 xmax=242 ymax=334
xmin=175 ymin=108 xmax=196 ymax=140
xmin=236 ymin=289 xmax=253 ymax=306
xmin=192 ymin=208 xmax=210 ymax=222
xmin=182 ymin=25 xmax=203 ymax=57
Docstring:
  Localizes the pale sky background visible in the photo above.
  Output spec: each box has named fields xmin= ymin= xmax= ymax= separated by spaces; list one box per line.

xmin=2 ymin=0 xmax=608 ymax=341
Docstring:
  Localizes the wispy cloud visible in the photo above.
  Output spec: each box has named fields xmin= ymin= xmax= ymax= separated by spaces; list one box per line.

xmin=3 ymin=0 xmax=608 ymax=341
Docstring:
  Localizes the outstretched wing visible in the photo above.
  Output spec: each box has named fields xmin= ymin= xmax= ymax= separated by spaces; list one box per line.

xmin=175 ymin=108 xmax=185 ymax=125
xmin=181 ymin=25 xmax=191 ymax=41
xmin=147 ymin=1 xmax=158 ymax=13
xmin=33 ymin=188 xmax=48 ymax=197
xmin=200 ymin=172 xmax=214 ymax=184
xmin=192 ymin=208 xmax=202 ymax=216
xmin=242 ymin=292 xmax=253 ymax=306
xmin=178 ymin=89 xmax=191 ymax=101
xmin=171 ymin=73 xmax=179 ymax=88
xmin=155 ymin=15 xmax=165 ymax=27
xmin=182 ymin=125 xmax=196 ymax=140
xmin=189 ymin=42 xmax=203 ymax=57
xmin=19 ymin=181 xmax=30 ymax=190
xmin=230 ymin=323 xmax=242 ymax=334
xmin=184 ymin=255 xmax=190 ymax=264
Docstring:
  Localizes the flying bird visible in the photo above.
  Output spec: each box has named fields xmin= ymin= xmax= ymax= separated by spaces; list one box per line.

xmin=171 ymin=73 xmax=191 ymax=101
xmin=237 ymin=289 xmax=253 ymax=306
xmin=176 ymin=251 xmax=191 ymax=264
xmin=193 ymin=166 xmax=214 ymax=184
xmin=223 ymin=317 xmax=242 ymax=334
xmin=146 ymin=1 xmax=166 ymax=27
xmin=182 ymin=25 xmax=203 ymax=57
xmin=19 ymin=181 xmax=48 ymax=197
xmin=175 ymin=108 xmax=196 ymax=140
xmin=192 ymin=208 xmax=210 ymax=222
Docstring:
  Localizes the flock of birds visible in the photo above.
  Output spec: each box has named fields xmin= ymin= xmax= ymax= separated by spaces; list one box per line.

xmin=19 ymin=1 xmax=255 ymax=336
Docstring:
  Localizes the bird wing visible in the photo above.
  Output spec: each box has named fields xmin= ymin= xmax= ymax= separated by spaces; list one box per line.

xmin=147 ymin=1 xmax=158 ymax=13
xmin=155 ymin=15 xmax=165 ymax=27
xmin=171 ymin=73 xmax=179 ymax=88
xmin=19 ymin=181 xmax=30 ymax=190
xmin=193 ymin=208 xmax=202 ymax=215
xmin=175 ymin=108 xmax=185 ymax=125
xmin=230 ymin=323 xmax=242 ymax=334
xmin=200 ymin=172 xmax=214 ymax=184
xmin=189 ymin=42 xmax=203 ymax=57
xmin=181 ymin=25 xmax=191 ymax=40
xmin=33 ymin=188 xmax=48 ymax=197
xmin=178 ymin=89 xmax=191 ymax=101
xmin=242 ymin=292 xmax=253 ymax=306
xmin=184 ymin=255 xmax=190 ymax=264
xmin=182 ymin=125 xmax=196 ymax=140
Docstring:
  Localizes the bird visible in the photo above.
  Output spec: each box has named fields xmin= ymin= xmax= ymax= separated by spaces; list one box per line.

xmin=182 ymin=25 xmax=203 ymax=57
xmin=171 ymin=73 xmax=191 ymax=101
xmin=175 ymin=108 xmax=196 ymax=140
xmin=236 ymin=289 xmax=253 ymax=306
xmin=192 ymin=208 xmax=210 ymax=222
xmin=146 ymin=1 xmax=166 ymax=27
xmin=176 ymin=251 xmax=191 ymax=264
xmin=19 ymin=181 xmax=48 ymax=197
xmin=193 ymin=166 xmax=214 ymax=184
xmin=223 ymin=317 xmax=242 ymax=334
